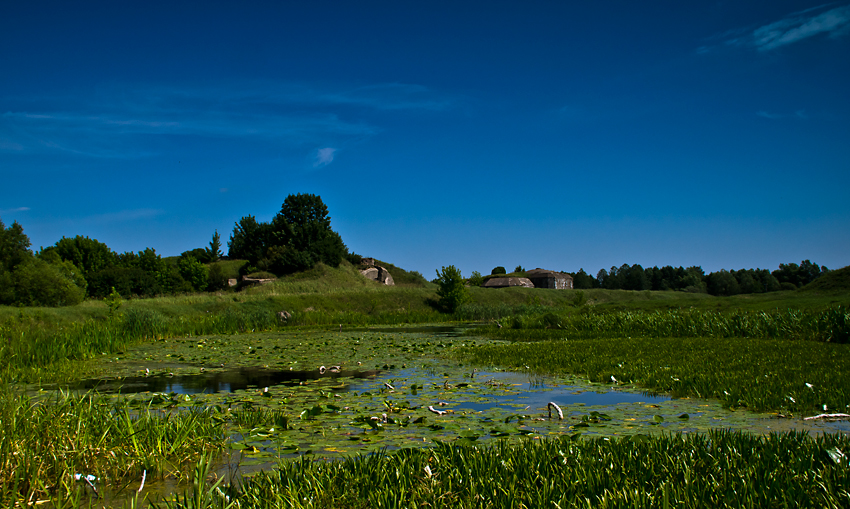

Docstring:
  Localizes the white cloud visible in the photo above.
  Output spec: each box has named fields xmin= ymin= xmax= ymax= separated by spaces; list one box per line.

xmin=753 ymin=5 xmax=850 ymax=51
xmin=0 ymin=80 xmax=447 ymax=159
xmin=701 ymin=4 xmax=850 ymax=53
xmin=0 ymin=207 xmax=30 ymax=214
xmin=313 ymin=147 xmax=337 ymax=168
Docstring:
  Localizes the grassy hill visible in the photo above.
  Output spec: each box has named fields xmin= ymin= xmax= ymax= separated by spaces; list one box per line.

xmin=800 ymin=265 xmax=850 ymax=294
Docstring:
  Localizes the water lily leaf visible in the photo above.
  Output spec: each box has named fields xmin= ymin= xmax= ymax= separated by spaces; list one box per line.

xmin=653 ymin=415 xmax=664 ymax=423
xmin=677 ymin=413 xmax=690 ymax=420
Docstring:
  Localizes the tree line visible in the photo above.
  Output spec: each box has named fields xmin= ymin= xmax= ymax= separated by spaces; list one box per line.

xmin=567 ymin=261 xmax=829 ymax=296
xmin=469 ymin=262 xmax=829 ymax=296
xmin=0 ymin=193 xmax=353 ymax=307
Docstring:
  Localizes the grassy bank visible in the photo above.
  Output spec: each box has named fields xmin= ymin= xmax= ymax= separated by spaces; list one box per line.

xmin=158 ymin=431 xmax=850 ymax=509
xmin=0 ymin=390 xmax=227 ymax=507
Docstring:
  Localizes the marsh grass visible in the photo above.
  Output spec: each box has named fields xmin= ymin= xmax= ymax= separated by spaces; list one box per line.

xmin=462 ymin=336 xmax=850 ymax=414
xmin=479 ymin=306 xmax=850 ymax=343
xmin=0 ymin=389 xmax=226 ymax=506
xmin=160 ymin=430 xmax=850 ymax=508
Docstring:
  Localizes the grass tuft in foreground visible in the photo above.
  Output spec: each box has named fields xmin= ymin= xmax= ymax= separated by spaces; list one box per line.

xmin=157 ymin=430 xmax=850 ymax=509
xmin=0 ymin=389 xmax=226 ymax=507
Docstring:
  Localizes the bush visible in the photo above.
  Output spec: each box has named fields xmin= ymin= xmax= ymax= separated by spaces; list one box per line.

xmin=468 ymin=270 xmax=484 ymax=287
xmin=207 ymin=262 xmax=230 ymax=291
xmin=88 ymin=267 xmax=161 ymax=298
xmin=435 ymin=265 xmax=470 ymax=313
xmin=491 ymin=266 xmax=507 ymax=275
xmin=177 ymin=256 xmax=209 ymax=291
xmin=11 ymin=259 xmax=87 ymax=307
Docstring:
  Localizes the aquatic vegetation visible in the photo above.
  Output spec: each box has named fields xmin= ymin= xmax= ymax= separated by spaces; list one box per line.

xmin=0 ymin=389 xmax=227 ymax=506
xmin=158 ymin=430 xmax=850 ymax=508
xmin=477 ymin=306 xmax=850 ymax=343
xmin=461 ymin=336 xmax=850 ymax=414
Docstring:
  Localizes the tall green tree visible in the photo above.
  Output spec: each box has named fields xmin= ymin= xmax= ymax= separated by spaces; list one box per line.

xmin=39 ymin=235 xmax=118 ymax=282
xmin=0 ymin=218 xmax=32 ymax=272
xmin=435 ymin=265 xmax=470 ymax=313
xmin=228 ymin=215 xmax=273 ymax=263
xmin=205 ymin=230 xmax=222 ymax=262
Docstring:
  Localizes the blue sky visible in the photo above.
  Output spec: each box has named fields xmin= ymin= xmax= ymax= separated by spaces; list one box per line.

xmin=1 ymin=1 xmax=848 ymax=278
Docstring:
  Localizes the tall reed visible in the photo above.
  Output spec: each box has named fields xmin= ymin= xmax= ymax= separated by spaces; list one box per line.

xmin=157 ymin=430 xmax=850 ymax=509
xmin=0 ymin=389 xmax=226 ymax=506
xmin=482 ymin=306 xmax=850 ymax=343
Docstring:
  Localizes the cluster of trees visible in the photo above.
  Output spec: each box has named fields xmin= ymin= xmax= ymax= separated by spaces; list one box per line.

xmin=1 ymin=219 xmax=88 ymax=307
xmin=567 ymin=261 xmax=829 ymax=296
xmin=227 ymin=193 xmax=351 ymax=276
xmin=0 ymin=194 xmax=355 ymax=308
xmin=0 ymin=217 xmax=229 ymax=307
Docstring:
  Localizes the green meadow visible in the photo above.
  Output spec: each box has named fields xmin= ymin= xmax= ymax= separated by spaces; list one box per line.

xmin=1 ymin=263 xmax=849 ymax=507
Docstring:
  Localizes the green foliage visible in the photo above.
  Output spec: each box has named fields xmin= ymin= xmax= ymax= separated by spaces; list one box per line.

xmin=206 ymin=262 xmax=230 ymax=291
xmin=88 ymin=266 xmax=161 ymax=298
xmin=802 ymin=265 xmax=850 ymax=293
xmin=514 ymin=264 xmax=525 ymax=273
xmin=572 ymin=290 xmax=587 ymax=307
xmin=0 ymin=391 xmax=227 ymax=505
xmin=774 ymin=260 xmax=829 ymax=288
xmin=228 ymin=215 xmax=273 ymax=262
xmin=104 ymin=286 xmax=122 ymax=316
xmin=0 ymin=218 xmax=32 ymax=273
xmin=181 ymin=247 xmax=210 ymax=262
xmin=169 ymin=431 xmax=849 ymax=509
xmin=465 ymin=330 xmax=850 ymax=413
xmin=10 ymin=259 xmax=87 ymax=307
xmin=468 ymin=270 xmax=484 ymax=287
xmin=491 ymin=266 xmax=507 ymax=275
xmin=706 ymin=269 xmax=740 ymax=296
xmin=228 ymin=194 xmax=348 ymax=276
xmin=39 ymin=235 xmax=118 ymax=282
xmin=206 ymin=229 xmax=222 ymax=262
xmin=435 ymin=265 xmax=470 ymax=313
xmin=178 ymin=256 xmax=209 ymax=291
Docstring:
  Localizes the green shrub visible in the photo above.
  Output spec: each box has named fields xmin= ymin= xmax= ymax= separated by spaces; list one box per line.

xmin=491 ymin=266 xmax=507 ymax=275
xmin=177 ymin=256 xmax=209 ymax=291
xmin=468 ymin=270 xmax=484 ymax=287
xmin=11 ymin=259 xmax=86 ymax=307
xmin=206 ymin=262 xmax=230 ymax=291
xmin=435 ymin=265 xmax=470 ymax=313
xmin=88 ymin=267 xmax=161 ymax=298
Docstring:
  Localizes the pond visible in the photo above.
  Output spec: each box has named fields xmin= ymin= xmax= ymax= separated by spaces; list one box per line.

xmin=45 ymin=324 xmax=847 ymax=503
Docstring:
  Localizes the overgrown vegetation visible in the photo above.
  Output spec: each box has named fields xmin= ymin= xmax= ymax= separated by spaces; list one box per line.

xmin=160 ymin=431 xmax=850 ymax=509
xmin=0 ymin=390 xmax=227 ymax=506
xmin=462 ymin=335 xmax=850 ymax=414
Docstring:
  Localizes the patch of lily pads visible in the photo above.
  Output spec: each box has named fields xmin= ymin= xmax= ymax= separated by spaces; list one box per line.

xmin=63 ymin=327 xmax=843 ymax=468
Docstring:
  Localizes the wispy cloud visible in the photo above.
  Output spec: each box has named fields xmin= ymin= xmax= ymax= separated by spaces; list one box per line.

xmin=0 ymin=81 xmax=448 ymax=158
xmin=313 ymin=147 xmax=337 ymax=168
xmin=699 ymin=4 xmax=850 ymax=53
xmin=0 ymin=207 xmax=30 ymax=214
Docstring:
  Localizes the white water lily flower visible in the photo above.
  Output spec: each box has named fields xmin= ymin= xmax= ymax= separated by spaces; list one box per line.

xmin=806 ymin=383 xmax=814 ymax=389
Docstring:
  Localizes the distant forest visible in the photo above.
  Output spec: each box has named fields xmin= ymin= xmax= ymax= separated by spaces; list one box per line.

xmin=565 ymin=261 xmax=829 ymax=296
xmin=0 ymin=192 xmax=835 ymax=307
